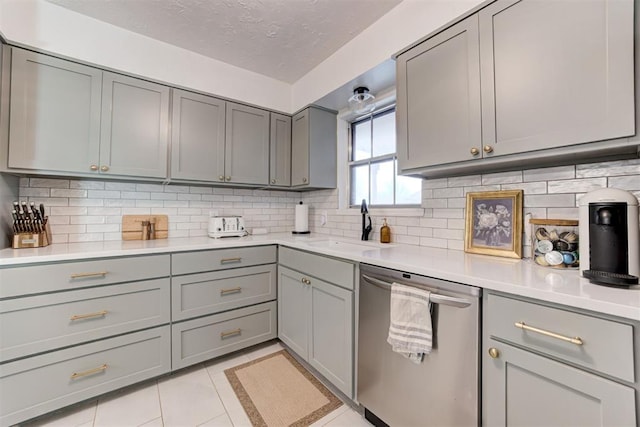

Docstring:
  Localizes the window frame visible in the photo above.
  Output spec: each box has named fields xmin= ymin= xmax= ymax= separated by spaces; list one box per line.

xmin=348 ymin=106 xmax=421 ymax=209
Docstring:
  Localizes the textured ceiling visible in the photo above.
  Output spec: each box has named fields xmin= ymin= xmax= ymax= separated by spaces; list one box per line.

xmin=47 ymin=0 xmax=402 ymax=83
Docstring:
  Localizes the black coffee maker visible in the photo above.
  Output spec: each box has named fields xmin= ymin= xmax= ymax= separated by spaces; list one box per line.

xmin=579 ymin=189 xmax=639 ymax=286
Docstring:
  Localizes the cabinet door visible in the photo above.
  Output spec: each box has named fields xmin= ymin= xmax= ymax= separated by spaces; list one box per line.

xmin=170 ymin=89 xmax=225 ymax=182
xmin=309 ymin=277 xmax=353 ymax=397
xmin=8 ymin=48 xmax=102 ymax=174
xmin=291 ymin=110 xmax=309 ymax=186
xmin=270 ymin=113 xmax=291 ymax=187
xmin=225 ymin=102 xmax=269 ymax=185
xmin=100 ymin=72 xmax=169 ymax=178
xmin=396 ymin=16 xmax=481 ymax=170
xmin=479 ymin=0 xmax=634 ymax=157
xmin=277 ymin=266 xmax=309 ymax=359
xmin=484 ymin=339 xmax=636 ymax=427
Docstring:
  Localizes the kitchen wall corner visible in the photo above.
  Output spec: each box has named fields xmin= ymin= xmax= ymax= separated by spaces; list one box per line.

xmin=0 ymin=173 xmax=19 ymax=249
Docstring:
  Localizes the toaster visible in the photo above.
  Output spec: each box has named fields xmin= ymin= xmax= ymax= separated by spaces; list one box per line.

xmin=208 ymin=216 xmax=247 ymax=238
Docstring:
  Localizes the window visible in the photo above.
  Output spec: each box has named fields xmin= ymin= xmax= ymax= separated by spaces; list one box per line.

xmin=349 ymin=107 xmax=421 ymax=207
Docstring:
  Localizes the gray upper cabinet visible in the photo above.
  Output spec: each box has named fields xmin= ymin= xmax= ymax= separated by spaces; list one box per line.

xmin=270 ymin=113 xmax=292 ymax=187
xmin=291 ymin=106 xmax=337 ymax=189
xmin=170 ymin=89 xmax=226 ymax=182
xmin=100 ymin=72 xmax=170 ymax=178
xmin=479 ymin=0 xmax=635 ymax=157
xmin=396 ymin=0 xmax=635 ymax=176
xmin=396 ymin=15 xmax=481 ymax=170
xmin=8 ymin=49 xmax=102 ymax=174
xmin=224 ymin=102 xmax=270 ymax=185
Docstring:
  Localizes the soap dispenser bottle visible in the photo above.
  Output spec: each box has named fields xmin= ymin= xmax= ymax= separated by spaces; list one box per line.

xmin=380 ymin=218 xmax=391 ymax=243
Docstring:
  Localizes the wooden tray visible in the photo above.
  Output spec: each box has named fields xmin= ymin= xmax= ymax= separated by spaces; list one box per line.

xmin=122 ymin=215 xmax=168 ymax=240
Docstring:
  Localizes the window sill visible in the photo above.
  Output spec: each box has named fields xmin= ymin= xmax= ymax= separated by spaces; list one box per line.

xmin=339 ymin=207 xmax=424 ymax=217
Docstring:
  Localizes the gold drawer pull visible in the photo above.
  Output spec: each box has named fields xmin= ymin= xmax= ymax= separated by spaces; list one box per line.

xmin=70 ymin=271 xmax=108 ymax=279
xmin=220 ymin=257 xmax=242 ymax=264
xmin=515 ymin=321 xmax=583 ymax=346
xmin=70 ymin=310 xmax=108 ymax=321
xmin=220 ymin=328 xmax=242 ymax=339
xmin=220 ymin=287 xmax=242 ymax=296
xmin=70 ymin=364 xmax=108 ymax=380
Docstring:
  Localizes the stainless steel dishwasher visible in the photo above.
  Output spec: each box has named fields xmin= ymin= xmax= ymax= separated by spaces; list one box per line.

xmin=357 ymin=264 xmax=481 ymax=427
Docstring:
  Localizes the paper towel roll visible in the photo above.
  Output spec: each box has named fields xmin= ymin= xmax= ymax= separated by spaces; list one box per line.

xmin=294 ymin=202 xmax=309 ymax=233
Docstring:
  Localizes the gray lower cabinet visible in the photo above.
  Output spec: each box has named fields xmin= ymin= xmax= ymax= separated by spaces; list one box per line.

xmin=5 ymin=47 xmax=171 ymax=179
xmin=278 ymin=247 xmax=354 ymax=397
xmin=170 ymin=89 xmax=226 ymax=182
xmin=483 ymin=292 xmax=638 ymax=426
xmin=270 ymin=112 xmax=292 ymax=187
xmin=224 ymin=102 xmax=270 ymax=185
xmin=396 ymin=0 xmax=635 ymax=177
xmin=0 ymin=326 xmax=170 ymax=427
xmin=170 ymin=246 xmax=278 ymax=370
xmin=0 ymin=255 xmax=172 ymax=426
xmin=291 ymin=107 xmax=337 ymax=189
xmin=7 ymin=48 xmax=102 ymax=174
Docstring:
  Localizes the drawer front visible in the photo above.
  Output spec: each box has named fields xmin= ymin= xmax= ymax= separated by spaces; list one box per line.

xmin=0 ymin=279 xmax=170 ymax=362
xmin=172 ymin=245 xmax=277 ymax=275
xmin=172 ymin=301 xmax=277 ymax=370
xmin=172 ymin=264 xmax=276 ymax=321
xmin=0 ymin=254 xmax=170 ymax=298
xmin=279 ymin=246 xmax=354 ymax=290
xmin=487 ymin=293 xmax=634 ymax=382
xmin=0 ymin=326 xmax=171 ymax=427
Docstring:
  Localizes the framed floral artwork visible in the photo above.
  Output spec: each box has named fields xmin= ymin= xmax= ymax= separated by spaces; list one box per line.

xmin=464 ymin=190 xmax=523 ymax=258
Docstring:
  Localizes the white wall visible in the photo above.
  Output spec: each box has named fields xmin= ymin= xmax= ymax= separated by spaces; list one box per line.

xmin=0 ymin=0 xmax=292 ymax=113
xmin=0 ymin=0 xmax=483 ymax=114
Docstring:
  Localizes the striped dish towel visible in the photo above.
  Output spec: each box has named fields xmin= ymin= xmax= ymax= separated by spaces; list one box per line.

xmin=387 ymin=282 xmax=433 ymax=364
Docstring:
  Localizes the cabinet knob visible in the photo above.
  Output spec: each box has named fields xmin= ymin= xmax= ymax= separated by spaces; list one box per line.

xmin=301 ymin=277 xmax=311 ymax=285
xmin=90 ymin=165 xmax=99 ymax=171
xmin=271 ymin=179 xmax=276 ymax=184
xmin=302 ymin=177 xmax=308 ymax=183
xmin=483 ymin=145 xmax=494 ymax=154
xmin=100 ymin=165 xmax=109 ymax=172
xmin=219 ymin=175 xmax=225 ymax=181
xmin=488 ymin=347 xmax=500 ymax=359
xmin=470 ymin=147 xmax=480 ymax=156
xmin=225 ymin=176 xmax=231 ymax=182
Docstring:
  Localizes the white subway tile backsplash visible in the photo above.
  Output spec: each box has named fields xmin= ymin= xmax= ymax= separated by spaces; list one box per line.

xmin=16 ymin=157 xmax=640 ymax=250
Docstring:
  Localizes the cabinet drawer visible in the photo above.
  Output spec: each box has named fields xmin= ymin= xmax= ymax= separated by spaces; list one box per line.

xmin=172 ymin=301 xmax=277 ymax=370
xmin=487 ymin=293 xmax=634 ymax=382
xmin=172 ymin=264 xmax=276 ymax=321
xmin=279 ymin=246 xmax=354 ymax=290
xmin=0 ymin=326 xmax=171 ymax=427
xmin=171 ymin=245 xmax=277 ymax=275
xmin=0 ymin=279 xmax=170 ymax=362
xmin=0 ymin=254 xmax=170 ymax=299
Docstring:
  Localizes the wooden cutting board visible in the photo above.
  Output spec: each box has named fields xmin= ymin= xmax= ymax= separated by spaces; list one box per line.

xmin=122 ymin=215 xmax=168 ymax=240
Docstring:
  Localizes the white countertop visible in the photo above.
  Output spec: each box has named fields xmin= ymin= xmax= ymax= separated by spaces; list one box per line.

xmin=1 ymin=233 xmax=638 ymax=321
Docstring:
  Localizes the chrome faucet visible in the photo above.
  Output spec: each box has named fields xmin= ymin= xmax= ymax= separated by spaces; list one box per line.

xmin=361 ymin=199 xmax=372 ymax=241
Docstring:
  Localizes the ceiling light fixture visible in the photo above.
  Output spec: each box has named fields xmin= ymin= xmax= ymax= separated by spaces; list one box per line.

xmin=348 ymin=86 xmax=376 ymax=115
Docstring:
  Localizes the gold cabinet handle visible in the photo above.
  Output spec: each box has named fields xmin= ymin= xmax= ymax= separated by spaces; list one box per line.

xmin=70 ymin=271 xmax=108 ymax=279
xmin=271 ymin=179 xmax=276 ymax=184
xmin=90 ymin=164 xmax=99 ymax=171
xmin=220 ymin=287 xmax=241 ymax=296
xmin=219 ymin=175 xmax=225 ymax=181
xmin=488 ymin=347 xmax=500 ymax=359
xmin=483 ymin=145 xmax=494 ymax=154
xmin=302 ymin=177 xmax=308 ymax=183
xmin=515 ymin=321 xmax=583 ymax=346
xmin=470 ymin=147 xmax=480 ymax=156
xmin=70 ymin=364 xmax=108 ymax=380
xmin=100 ymin=165 xmax=109 ymax=172
xmin=301 ymin=277 xmax=311 ymax=285
xmin=220 ymin=328 xmax=241 ymax=339
xmin=220 ymin=257 xmax=242 ymax=264
xmin=70 ymin=310 xmax=108 ymax=321
xmin=225 ymin=176 xmax=231 ymax=181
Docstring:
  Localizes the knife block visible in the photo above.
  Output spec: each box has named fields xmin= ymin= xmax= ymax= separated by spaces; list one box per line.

xmin=12 ymin=221 xmax=52 ymax=249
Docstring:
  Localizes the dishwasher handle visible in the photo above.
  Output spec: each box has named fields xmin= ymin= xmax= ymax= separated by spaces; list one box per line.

xmin=361 ymin=274 xmax=472 ymax=308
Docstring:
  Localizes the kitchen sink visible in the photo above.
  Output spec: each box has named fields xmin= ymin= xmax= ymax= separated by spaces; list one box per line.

xmin=303 ymin=239 xmax=396 ymax=252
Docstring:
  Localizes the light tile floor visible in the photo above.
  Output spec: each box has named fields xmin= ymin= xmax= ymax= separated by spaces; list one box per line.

xmin=23 ymin=341 xmax=371 ymax=427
